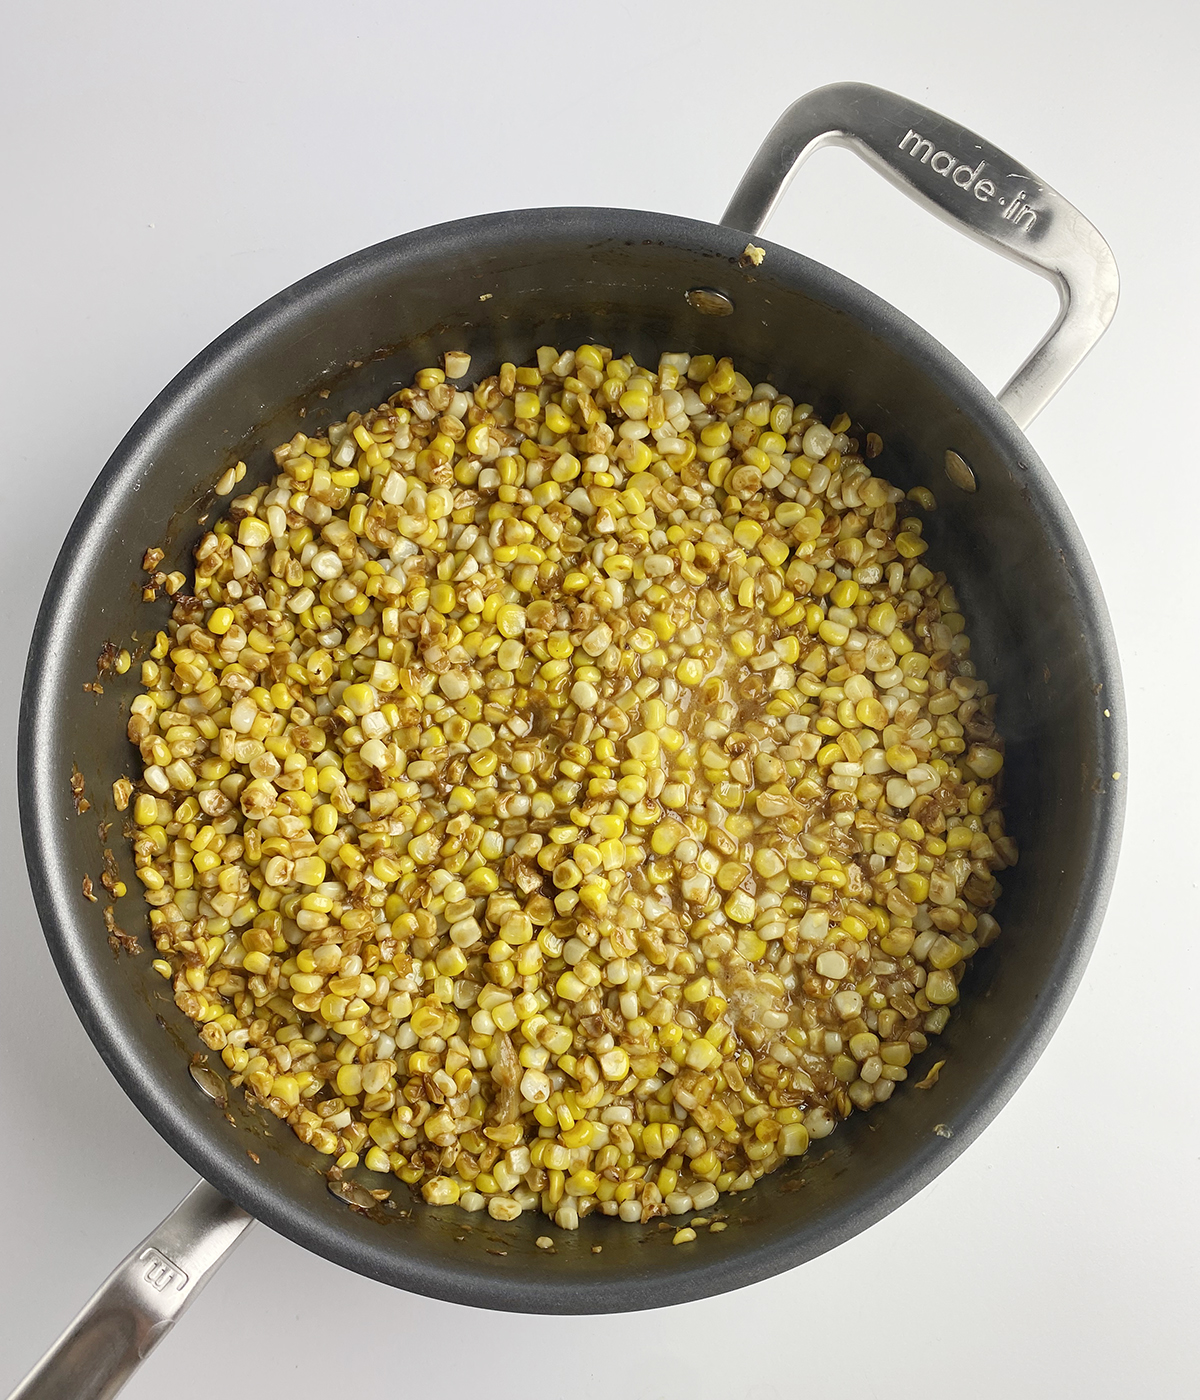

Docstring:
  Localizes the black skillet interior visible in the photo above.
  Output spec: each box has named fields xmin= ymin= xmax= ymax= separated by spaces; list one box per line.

xmin=19 ymin=208 xmax=1125 ymax=1312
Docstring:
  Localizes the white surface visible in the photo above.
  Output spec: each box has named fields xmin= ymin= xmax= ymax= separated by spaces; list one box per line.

xmin=2 ymin=2 xmax=1197 ymax=1395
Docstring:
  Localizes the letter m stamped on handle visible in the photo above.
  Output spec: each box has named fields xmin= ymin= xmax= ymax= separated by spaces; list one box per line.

xmin=138 ymin=1247 xmax=189 ymax=1293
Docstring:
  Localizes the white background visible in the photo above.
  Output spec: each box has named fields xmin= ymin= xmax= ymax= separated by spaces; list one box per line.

xmin=2 ymin=2 xmax=1197 ymax=1396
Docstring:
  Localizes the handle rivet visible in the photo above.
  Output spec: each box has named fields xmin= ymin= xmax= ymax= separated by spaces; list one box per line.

xmin=189 ymin=1061 xmax=226 ymax=1103
xmin=685 ymin=288 xmax=734 ymax=316
xmin=944 ymin=450 xmax=977 ymax=492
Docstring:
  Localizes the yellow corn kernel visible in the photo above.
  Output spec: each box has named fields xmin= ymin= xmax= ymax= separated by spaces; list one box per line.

xmin=895 ymin=530 xmax=928 ymax=558
xmin=430 ymin=582 xmax=457 ymax=614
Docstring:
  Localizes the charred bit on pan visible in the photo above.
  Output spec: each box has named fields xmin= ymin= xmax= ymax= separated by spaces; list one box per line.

xmin=70 ymin=765 xmax=90 ymax=814
xmin=103 ymin=904 xmax=140 ymax=958
xmin=100 ymin=848 xmax=125 ymax=899
xmin=82 ymin=873 xmax=97 ymax=903
xmin=739 ymin=242 xmax=765 ymax=268
xmin=94 ymin=640 xmax=132 ymax=680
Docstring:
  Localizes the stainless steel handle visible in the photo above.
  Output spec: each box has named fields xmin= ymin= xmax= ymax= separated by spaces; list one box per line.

xmin=7 ymin=1181 xmax=252 ymax=1400
xmin=722 ymin=82 xmax=1119 ymax=430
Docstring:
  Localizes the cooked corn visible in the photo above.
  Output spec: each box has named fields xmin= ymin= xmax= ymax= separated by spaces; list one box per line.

xmin=125 ymin=345 xmax=1014 ymax=1232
